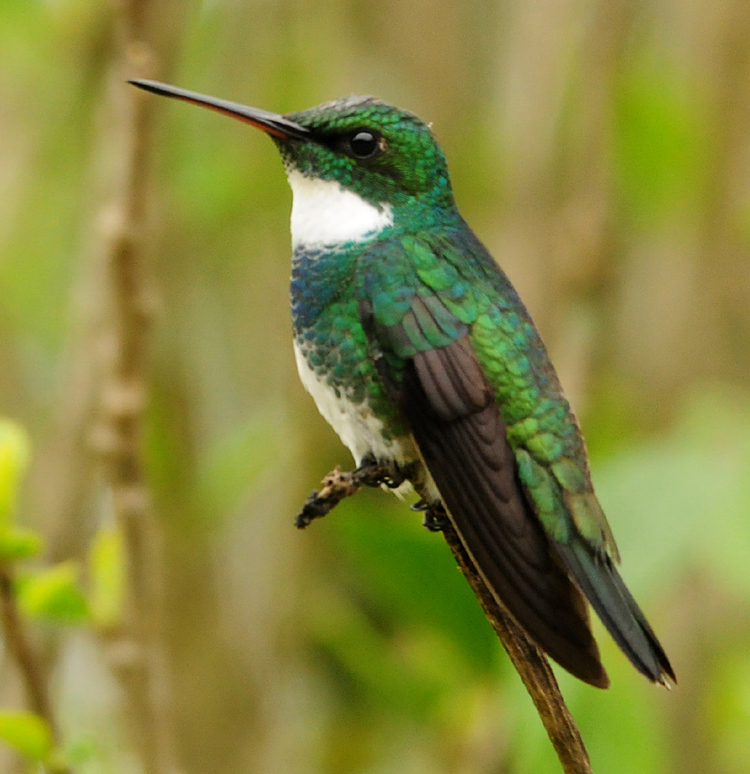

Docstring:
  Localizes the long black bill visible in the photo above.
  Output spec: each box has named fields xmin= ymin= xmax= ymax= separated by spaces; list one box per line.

xmin=128 ymin=79 xmax=310 ymax=141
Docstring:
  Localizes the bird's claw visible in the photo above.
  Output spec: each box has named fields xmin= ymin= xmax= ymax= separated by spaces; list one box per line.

xmin=294 ymin=458 xmax=416 ymax=529
xmin=422 ymin=504 xmax=450 ymax=532
xmin=355 ymin=453 xmax=410 ymax=490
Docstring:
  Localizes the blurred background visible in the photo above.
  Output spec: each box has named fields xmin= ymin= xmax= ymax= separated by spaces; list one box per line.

xmin=1 ymin=0 xmax=750 ymax=772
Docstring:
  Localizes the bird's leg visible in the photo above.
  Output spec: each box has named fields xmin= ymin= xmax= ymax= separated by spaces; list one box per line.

xmin=421 ymin=502 xmax=451 ymax=533
xmin=356 ymin=454 xmax=417 ymax=490
xmin=295 ymin=455 xmax=415 ymax=529
xmin=410 ymin=481 xmax=451 ymax=531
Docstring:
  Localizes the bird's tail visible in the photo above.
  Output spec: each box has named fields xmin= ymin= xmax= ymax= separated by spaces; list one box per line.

xmin=555 ymin=540 xmax=675 ymax=686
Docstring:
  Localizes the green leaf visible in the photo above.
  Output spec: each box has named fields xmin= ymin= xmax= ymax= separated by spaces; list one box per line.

xmin=0 ymin=525 xmax=43 ymax=560
xmin=0 ymin=710 xmax=52 ymax=761
xmin=17 ymin=561 xmax=89 ymax=624
xmin=0 ymin=419 xmax=31 ymax=526
xmin=87 ymin=523 xmax=125 ymax=629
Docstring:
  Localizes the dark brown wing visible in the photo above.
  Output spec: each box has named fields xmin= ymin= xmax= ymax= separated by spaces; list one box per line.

xmin=402 ymin=337 xmax=609 ymax=688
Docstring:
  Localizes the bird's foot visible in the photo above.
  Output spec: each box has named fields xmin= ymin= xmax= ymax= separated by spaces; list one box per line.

xmin=295 ymin=456 xmax=416 ymax=529
xmin=422 ymin=503 xmax=450 ymax=533
xmin=295 ymin=465 xmax=363 ymax=529
xmin=355 ymin=453 xmax=414 ymax=490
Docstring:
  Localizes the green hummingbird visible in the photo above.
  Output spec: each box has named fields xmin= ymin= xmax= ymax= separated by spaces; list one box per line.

xmin=130 ymin=79 xmax=674 ymax=689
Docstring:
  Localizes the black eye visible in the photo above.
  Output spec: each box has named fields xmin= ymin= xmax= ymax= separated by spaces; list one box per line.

xmin=347 ymin=130 xmax=382 ymax=160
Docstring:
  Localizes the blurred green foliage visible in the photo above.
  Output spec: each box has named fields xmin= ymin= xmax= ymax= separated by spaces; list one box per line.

xmin=1 ymin=1 xmax=750 ymax=773
xmin=0 ymin=418 xmax=93 ymax=772
xmin=614 ymin=54 xmax=709 ymax=224
xmin=17 ymin=561 xmax=89 ymax=625
xmin=0 ymin=710 xmax=54 ymax=765
xmin=0 ymin=420 xmax=32 ymax=525
xmin=87 ymin=523 xmax=125 ymax=629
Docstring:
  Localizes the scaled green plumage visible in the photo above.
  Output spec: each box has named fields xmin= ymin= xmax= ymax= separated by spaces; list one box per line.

xmin=129 ymin=77 xmax=675 ymax=688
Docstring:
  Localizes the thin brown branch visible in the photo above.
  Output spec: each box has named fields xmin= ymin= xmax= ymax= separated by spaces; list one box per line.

xmin=438 ymin=525 xmax=592 ymax=774
xmin=296 ymin=466 xmax=593 ymax=774
xmin=295 ymin=457 xmax=414 ymax=528
xmin=88 ymin=2 xmax=181 ymax=774
xmin=0 ymin=566 xmax=71 ymax=774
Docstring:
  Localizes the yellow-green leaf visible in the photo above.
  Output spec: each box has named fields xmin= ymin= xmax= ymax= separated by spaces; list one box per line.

xmin=0 ymin=526 xmax=43 ymax=560
xmin=17 ymin=562 xmax=89 ymax=625
xmin=0 ymin=419 xmax=31 ymax=526
xmin=0 ymin=710 xmax=52 ymax=761
xmin=88 ymin=523 xmax=125 ymax=628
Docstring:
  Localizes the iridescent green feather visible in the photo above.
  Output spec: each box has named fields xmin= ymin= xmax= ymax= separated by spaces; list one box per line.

xmin=359 ymin=230 xmax=619 ymax=562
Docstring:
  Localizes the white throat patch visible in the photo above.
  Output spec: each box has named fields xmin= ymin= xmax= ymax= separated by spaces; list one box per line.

xmin=287 ymin=170 xmax=393 ymax=249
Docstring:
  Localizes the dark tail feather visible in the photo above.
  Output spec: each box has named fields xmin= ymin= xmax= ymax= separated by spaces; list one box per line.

xmin=556 ymin=541 xmax=676 ymax=686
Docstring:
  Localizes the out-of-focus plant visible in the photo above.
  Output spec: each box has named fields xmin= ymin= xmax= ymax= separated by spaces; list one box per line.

xmin=0 ymin=418 xmax=128 ymax=773
xmin=0 ymin=418 xmax=66 ymax=771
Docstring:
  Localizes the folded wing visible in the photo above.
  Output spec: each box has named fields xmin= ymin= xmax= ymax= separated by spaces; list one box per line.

xmin=400 ymin=337 xmax=609 ymax=687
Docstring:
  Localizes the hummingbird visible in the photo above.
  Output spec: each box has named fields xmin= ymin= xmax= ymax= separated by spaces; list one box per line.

xmin=129 ymin=78 xmax=674 ymax=689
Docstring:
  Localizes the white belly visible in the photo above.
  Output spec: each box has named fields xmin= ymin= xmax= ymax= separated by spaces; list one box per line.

xmin=293 ymin=341 xmax=417 ymax=467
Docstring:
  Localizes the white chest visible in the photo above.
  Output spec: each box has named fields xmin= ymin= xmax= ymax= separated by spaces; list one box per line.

xmin=286 ymin=170 xmax=393 ymax=249
xmin=293 ymin=341 xmax=416 ymax=467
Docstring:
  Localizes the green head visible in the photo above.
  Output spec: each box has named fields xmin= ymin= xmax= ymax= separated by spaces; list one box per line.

xmin=281 ymin=95 xmax=453 ymax=209
xmin=128 ymin=80 xmax=456 ymax=214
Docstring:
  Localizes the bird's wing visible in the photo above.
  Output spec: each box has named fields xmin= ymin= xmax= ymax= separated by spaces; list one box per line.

xmin=400 ymin=336 xmax=610 ymax=687
xmin=356 ymin=237 xmax=609 ymax=686
xmin=358 ymin=233 xmax=675 ymax=687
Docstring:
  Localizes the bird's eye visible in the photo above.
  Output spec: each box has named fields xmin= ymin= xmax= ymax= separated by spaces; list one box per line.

xmin=346 ymin=130 xmax=383 ymax=160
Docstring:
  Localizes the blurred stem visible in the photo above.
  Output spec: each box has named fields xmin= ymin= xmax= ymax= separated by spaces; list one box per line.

xmin=90 ymin=1 xmax=180 ymax=774
xmin=0 ymin=566 xmax=71 ymax=774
